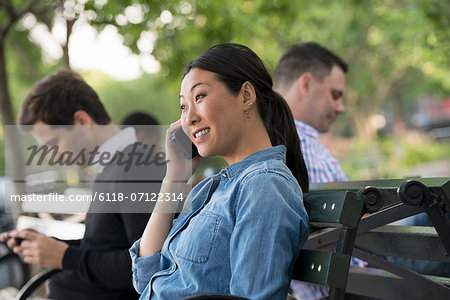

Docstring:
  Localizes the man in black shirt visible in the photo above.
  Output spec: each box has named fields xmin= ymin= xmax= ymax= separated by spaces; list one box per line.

xmin=0 ymin=71 xmax=165 ymax=299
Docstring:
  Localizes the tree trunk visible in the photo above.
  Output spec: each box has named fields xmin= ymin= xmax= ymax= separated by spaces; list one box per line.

xmin=0 ymin=46 xmax=16 ymax=125
xmin=0 ymin=40 xmax=26 ymax=213
xmin=62 ymin=18 xmax=75 ymax=70
xmin=9 ymin=36 xmax=40 ymax=80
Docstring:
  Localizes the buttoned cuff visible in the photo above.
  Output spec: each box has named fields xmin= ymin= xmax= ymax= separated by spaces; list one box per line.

xmin=129 ymin=239 xmax=162 ymax=294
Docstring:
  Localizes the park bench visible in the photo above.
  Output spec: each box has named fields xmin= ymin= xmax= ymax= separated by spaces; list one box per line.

xmin=9 ymin=177 xmax=450 ymax=300
xmin=293 ymin=177 xmax=450 ymax=300
xmin=291 ymin=188 xmax=366 ymax=300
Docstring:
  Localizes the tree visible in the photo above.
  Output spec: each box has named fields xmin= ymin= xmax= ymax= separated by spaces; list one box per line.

xmin=3 ymin=0 xmax=450 ymax=140
xmin=0 ymin=0 xmax=44 ymax=197
xmin=140 ymin=0 xmax=450 ymax=139
xmin=0 ymin=0 xmax=40 ymax=126
xmin=0 ymin=0 xmax=154 ymax=178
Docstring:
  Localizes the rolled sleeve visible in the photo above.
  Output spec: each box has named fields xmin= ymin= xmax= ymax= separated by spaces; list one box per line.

xmin=129 ymin=239 xmax=162 ymax=294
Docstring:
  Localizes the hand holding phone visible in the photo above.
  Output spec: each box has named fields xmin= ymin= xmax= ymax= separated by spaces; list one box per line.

xmin=0 ymin=231 xmax=25 ymax=247
xmin=13 ymin=237 xmax=25 ymax=245
xmin=171 ymin=128 xmax=199 ymax=159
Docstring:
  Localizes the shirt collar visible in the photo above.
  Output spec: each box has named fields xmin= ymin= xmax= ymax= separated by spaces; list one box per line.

xmin=92 ymin=127 xmax=137 ymax=173
xmin=294 ymin=119 xmax=320 ymax=139
xmin=221 ymin=145 xmax=286 ymax=179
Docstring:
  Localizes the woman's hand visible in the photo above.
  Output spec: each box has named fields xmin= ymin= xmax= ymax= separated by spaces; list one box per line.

xmin=164 ymin=120 xmax=203 ymax=181
xmin=137 ymin=120 xmax=203 ymax=258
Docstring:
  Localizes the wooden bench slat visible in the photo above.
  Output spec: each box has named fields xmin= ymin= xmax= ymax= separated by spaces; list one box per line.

xmin=346 ymin=267 xmax=450 ymax=300
xmin=354 ymin=225 xmax=450 ymax=262
xmin=310 ymin=177 xmax=450 ymax=192
xmin=425 ymin=274 xmax=450 ymax=286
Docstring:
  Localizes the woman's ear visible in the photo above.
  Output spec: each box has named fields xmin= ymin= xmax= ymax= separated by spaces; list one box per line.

xmin=73 ymin=110 xmax=95 ymax=125
xmin=241 ymin=81 xmax=257 ymax=109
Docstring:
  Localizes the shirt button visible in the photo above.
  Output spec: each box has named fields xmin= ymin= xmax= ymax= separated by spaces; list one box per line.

xmin=171 ymin=266 xmax=175 ymax=272
xmin=222 ymin=173 xmax=227 ymax=178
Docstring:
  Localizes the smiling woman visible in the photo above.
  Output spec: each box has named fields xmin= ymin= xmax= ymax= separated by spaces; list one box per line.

xmin=180 ymin=68 xmax=268 ymax=164
xmin=130 ymin=43 xmax=310 ymax=300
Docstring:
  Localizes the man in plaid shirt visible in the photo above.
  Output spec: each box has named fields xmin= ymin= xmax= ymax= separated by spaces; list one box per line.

xmin=275 ymin=42 xmax=364 ymax=299
xmin=274 ymin=42 xmax=348 ymax=185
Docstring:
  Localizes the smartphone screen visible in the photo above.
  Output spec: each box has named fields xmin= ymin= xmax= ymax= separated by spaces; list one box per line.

xmin=171 ymin=128 xmax=199 ymax=159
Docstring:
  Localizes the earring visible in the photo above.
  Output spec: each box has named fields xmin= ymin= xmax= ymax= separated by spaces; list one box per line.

xmin=245 ymin=102 xmax=252 ymax=120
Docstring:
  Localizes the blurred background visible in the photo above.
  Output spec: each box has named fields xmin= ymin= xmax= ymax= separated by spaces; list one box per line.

xmin=0 ymin=1 xmax=449 ymax=298
xmin=1 ymin=0 xmax=449 ymax=180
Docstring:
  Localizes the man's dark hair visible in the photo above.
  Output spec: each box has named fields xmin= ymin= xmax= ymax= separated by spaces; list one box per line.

xmin=121 ymin=112 xmax=159 ymax=127
xmin=121 ymin=112 xmax=160 ymax=138
xmin=274 ymin=42 xmax=348 ymax=92
xmin=18 ymin=70 xmax=111 ymax=129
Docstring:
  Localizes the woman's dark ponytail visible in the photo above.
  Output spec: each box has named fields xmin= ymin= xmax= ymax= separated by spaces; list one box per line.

xmin=258 ymin=90 xmax=309 ymax=193
xmin=185 ymin=43 xmax=309 ymax=192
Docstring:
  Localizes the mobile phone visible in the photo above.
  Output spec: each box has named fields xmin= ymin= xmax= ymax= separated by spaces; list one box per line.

xmin=171 ymin=127 xmax=199 ymax=159
xmin=14 ymin=237 xmax=25 ymax=245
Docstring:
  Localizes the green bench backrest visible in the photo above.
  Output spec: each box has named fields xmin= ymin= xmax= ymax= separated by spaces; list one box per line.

xmin=310 ymin=177 xmax=450 ymax=212
xmin=304 ymin=191 xmax=364 ymax=228
xmin=292 ymin=250 xmax=351 ymax=288
xmin=293 ymin=191 xmax=364 ymax=288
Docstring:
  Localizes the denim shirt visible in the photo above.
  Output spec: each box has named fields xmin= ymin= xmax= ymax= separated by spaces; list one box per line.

xmin=129 ymin=145 xmax=309 ymax=300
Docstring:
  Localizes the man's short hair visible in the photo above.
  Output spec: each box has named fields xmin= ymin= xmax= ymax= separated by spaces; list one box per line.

xmin=274 ymin=42 xmax=348 ymax=92
xmin=121 ymin=112 xmax=160 ymax=140
xmin=18 ymin=70 xmax=111 ymax=129
xmin=121 ymin=112 xmax=159 ymax=127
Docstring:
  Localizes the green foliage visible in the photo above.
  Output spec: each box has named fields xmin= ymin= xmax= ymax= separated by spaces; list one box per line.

xmin=0 ymin=136 xmax=5 ymax=175
xmin=117 ymin=0 xmax=449 ymax=140
xmin=2 ymin=0 xmax=450 ymax=177
xmin=82 ymin=71 xmax=181 ymax=125
xmin=7 ymin=30 xmax=64 ymax=113
xmin=402 ymin=139 xmax=450 ymax=166
xmin=5 ymin=0 xmax=450 ymax=136
xmin=341 ymin=134 xmax=450 ymax=180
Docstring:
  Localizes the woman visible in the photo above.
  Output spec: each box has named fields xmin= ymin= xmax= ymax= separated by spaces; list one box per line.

xmin=130 ymin=43 xmax=309 ymax=300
